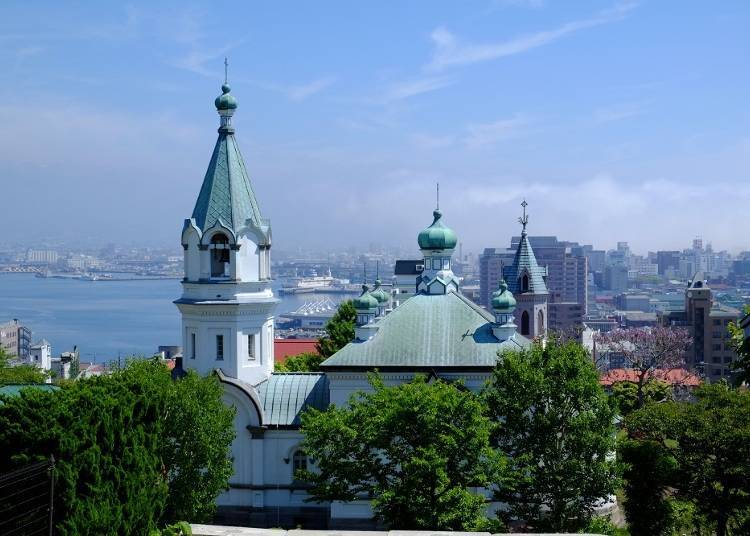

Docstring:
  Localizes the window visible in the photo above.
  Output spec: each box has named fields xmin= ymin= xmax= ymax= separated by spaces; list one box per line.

xmin=521 ymin=310 xmax=530 ymax=336
xmin=538 ymin=310 xmax=544 ymax=333
xmin=248 ymin=334 xmax=255 ymax=360
xmin=432 ymin=258 xmax=441 ymax=270
xmin=712 ymin=343 xmax=722 ymax=351
xmin=292 ymin=450 xmax=308 ymax=474
xmin=522 ymin=274 xmax=529 ymax=292
xmin=216 ymin=335 xmax=224 ymax=361
xmin=210 ymin=233 xmax=230 ymax=277
xmin=191 ymin=333 xmax=196 ymax=359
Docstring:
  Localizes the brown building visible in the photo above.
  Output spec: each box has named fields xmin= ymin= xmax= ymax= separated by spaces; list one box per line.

xmin=660 ymin=273 xmax=740 ymax=381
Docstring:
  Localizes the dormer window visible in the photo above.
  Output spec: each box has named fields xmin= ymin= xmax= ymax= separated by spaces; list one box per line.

xmin=521 ymin=274 xmax=529 ymax=292
xmin=210 ymin=233 xmax=230 ymax=278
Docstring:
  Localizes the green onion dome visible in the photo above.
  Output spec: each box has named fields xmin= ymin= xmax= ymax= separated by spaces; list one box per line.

xmin=370 ymin=279 xmax=389 ymax=304
xmin=215 ymin=84 xmax=238 ymax=111
xmin=491 ymin=279 xmax=516 ymax=313
xmin=417 ymin=209 xmax=458 ymax=250
xmin=353 ymin=285 xmax=379 ymax=310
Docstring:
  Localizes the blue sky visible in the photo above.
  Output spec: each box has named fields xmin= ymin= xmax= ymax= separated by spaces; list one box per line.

xmin=1 ymin=1 xmax=748 ymax=254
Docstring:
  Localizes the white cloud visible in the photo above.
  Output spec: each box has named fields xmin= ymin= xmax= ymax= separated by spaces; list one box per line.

xmin=464 ymin=116 xmax=529 ymax=147
xmin=594 ymin=101 xmax=646 ymax=123
xmin=284 ymin=77 xmax=337 ymax=101
xmin=427 ymin=2 xmax=638 ymax=71
xmin=382 ymin=76 xmax=454 ymax=102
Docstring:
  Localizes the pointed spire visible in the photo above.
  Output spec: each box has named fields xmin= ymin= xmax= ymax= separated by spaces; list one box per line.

xmin=519 ymin=199 xmax=529 ymax=236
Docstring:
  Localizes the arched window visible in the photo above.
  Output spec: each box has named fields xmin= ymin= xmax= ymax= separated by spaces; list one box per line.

xmin=522 ymin=274 xmax=529 ymax=292
xmin=521 ymin=310 xmax=530 ymax=335
xmin=538 ymin=310 xmax=544 ymax=334
xmin=210 ymin=233 xmax=230 ymax=277
xmin=292 ymin=450 xmax=308 ymax=474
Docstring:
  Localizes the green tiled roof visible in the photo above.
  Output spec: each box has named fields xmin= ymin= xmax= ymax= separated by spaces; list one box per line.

xmin=0 ymin=384 xmax=59 ymax=399
xmin=321 ymin=291 xmax=529 ymax=369
xmin=256 ymin=373 xmax=329 ymax=426
xmin=503 ymin=234 xmax=549 ymax=295
xmin=191 ymin=130 xmax=263 ymax=234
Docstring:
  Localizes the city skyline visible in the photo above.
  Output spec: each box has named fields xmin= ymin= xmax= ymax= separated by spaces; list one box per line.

xmin=1 ymin=1 xmax=748 ymax=253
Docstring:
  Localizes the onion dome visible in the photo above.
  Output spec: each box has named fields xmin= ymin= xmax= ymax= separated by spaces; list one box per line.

xmin=370 ymin=279 xmax=389 ymax=304
xmin=491 ymin=279 xmax=516 ymax=313
xmin=353 ymin=284 xmax=378 ymax=310
xmin=417 ymin=209 xmax=458 ymax=250
xmin=215 ymin=84 xmax=238 ymax=111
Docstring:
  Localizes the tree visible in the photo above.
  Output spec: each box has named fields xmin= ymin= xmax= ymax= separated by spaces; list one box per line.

xmin=610 ymin=379 xmax=672 ymax=416
xmin=728 ymin=306 xmax=750 ymax=386
xmin=596 ymin=326 xmax=691 ymax=409
xmin=483 ymin=340 xmax=619 ymax=532
xmin=316 ymin=300 xmax=356 ymax=357
xmin=0 ymin=358 xmax=235 ymax=533
xmin=275 ymin=351 xmax=325 ymax=372
xmin=0 ymin=374 xmax=167 ymax=535
xmin=111 ymin=358 xmax=236 ymax=524
xmin=300 ymin=374 xmax=504 ymax=530
xmin=626 ymin=383 xmax=750 ymax=536
xmin=0 ymin=347 xmax=48 ymax=385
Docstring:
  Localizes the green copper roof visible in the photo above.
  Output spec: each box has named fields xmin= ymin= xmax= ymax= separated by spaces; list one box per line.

xmin=491 ymin=279 xmax=517 ymax=312
xmin=353 ymin=285 xmax=379 ymax=310
xmin=321 ymin=291 xmax=529 ymax=369
xmin=503 ymin=233 xmax=549 ymax=295
xmin=417 ymin=209 xmax=458 ymax=250
xmin=370 ymin=279 xmax=389 ymax=304
xmin=191 ymin=125 xmax=263 ymax=234
xmin=256 ymin=373 xmax=329 ymax=426
xmin=215 ymin=84 xmax=238 ymax=110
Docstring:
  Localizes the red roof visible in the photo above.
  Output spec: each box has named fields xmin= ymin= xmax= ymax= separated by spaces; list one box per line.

xmin=599 ymin=368 xmax=701 ymax=387
xmin=274 ymin=339 xmax=319 ymax=363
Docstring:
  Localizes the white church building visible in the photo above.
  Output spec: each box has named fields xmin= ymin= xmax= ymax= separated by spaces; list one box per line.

xmin=176 ymin=83 xmax=551 ymax=528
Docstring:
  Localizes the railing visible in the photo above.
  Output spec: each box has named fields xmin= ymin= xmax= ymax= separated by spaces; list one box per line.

xmin=0 ymin=456 xmax=55 ymax=535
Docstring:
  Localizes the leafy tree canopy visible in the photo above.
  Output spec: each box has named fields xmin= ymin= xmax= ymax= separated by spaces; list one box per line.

xmin=728 ymin=305 xmax=750 ymax=386
xmin=0 ymin=347 xmax=48 ymax=386
xmin=316 ymin=300 xmax=355 ymax=357
xmin=300 ymin=374 xmax=504 ymax=530
xmin=483 ymin=340 xmax=620 ymax=532
xmin=626 ymin=383 xmax=750 ymax=536
xmin=275 ymin=351 xmax=325 ymax=372
xmin=611 ymin=379 xmax=672 ymax=416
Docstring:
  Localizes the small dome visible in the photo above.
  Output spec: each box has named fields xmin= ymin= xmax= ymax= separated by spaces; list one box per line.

xmin=353 ymin=285 xmax=379 ymax=310
xmin=417 ymin=209 xmax=458 ymax=250
xmin=370 ymin=279 xmax=389 ymax=304
xmin=215 ymin=84 xmax=238 ymax=111
xmin=491 ymin=279 xmax=516 ymax=312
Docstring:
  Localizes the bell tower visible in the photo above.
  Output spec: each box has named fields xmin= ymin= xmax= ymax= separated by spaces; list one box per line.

xmin=175 ymin=78 xmax=278 ymax=386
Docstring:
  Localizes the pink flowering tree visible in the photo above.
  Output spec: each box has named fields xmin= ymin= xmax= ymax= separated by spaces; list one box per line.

xmin=595 ymin=326 xmax=692 ymax=409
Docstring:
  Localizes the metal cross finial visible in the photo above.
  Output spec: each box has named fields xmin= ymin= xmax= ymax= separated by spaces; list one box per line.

xmin=436 ymin=182 xmax=440 ymax=210
xmin=376 ymin=260 xmax=379 ymax=280
xmin=224 ymin=57 xmax=229 ymax=85
xmin=519 ymin=199 xmax=529 ymax=233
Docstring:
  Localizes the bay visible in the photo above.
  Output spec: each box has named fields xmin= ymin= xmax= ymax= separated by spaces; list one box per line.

xmin=0 ymin=273 xmax=353 ymax=362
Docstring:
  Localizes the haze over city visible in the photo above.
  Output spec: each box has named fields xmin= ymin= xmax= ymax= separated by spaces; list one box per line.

xmin=1 ymin=1 xmax=748 ymax=253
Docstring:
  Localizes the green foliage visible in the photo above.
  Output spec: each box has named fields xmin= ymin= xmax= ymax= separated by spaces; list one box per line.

xmin=316 ymin=300 xmax=356 ymax=357
xmin=275 ymin=351 xmax=325 ymax=372
xmin=581 ymin=516 xmax=629 ymax=536
xmin=150 ymin=521 xmax=193 ymax=536
xmin=0 ymin=358 xmax=235 ymax=534
xmin=626 ymin=384 xmax=750 ymax=536
xmin=0 ymin=347 xmax=49 ymax=385
xmin=611 ymin=380 xmax=672 ymax=416
xmin=619 ymin=438 xmax=678 ymax=536
xmin=300 ymin=374 xmax=504 ymax=530
xmin=483 ymin=340 xmax=620 ymax=532
xmin=117 ymin=359 xmax=236 ymax=523
xmin=728 ymin=305 xmax=750 ymax=386
xmin=0 ymin=374 xmax=167 ymax=535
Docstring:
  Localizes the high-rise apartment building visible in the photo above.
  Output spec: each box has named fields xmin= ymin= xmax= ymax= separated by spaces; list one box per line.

xmin=656 ymin=250 xmax=681 ymax=276
xmin=660 ymin=273 xmax=740 ymax=380
xmin=0 ymin=319 xmax=32 ymax=359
